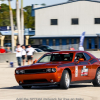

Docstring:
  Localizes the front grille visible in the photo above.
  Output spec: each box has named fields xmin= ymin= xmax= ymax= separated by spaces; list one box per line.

xmin=23 ymin=79 xmax=48 ymax=84
xmin=24 ymin=69 xmax=46 ymax=74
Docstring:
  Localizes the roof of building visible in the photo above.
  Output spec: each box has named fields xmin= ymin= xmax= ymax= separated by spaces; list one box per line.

xmin=32 ymin=0 xmax=100 ymax=10
xmin=30 ymin=34 xmax=97 ymax=39
xmin=0 ymin=30 xmax=35 ymax=36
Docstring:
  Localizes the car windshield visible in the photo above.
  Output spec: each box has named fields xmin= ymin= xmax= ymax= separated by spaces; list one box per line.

xmin=37 ymin=53 xmax=73 ymax=63
xmin=35 ymin=49 xmax=43 ymax=52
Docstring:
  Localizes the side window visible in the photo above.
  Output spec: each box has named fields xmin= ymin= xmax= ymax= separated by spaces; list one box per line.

xmin=43 ymin=47 xmax=47 ymax=50
xmin=51 ymin=54 xmax=62 ymax=61
xmin=84 ymin=53 xmax=91 ymax=61
xmin=75 ymin=53 xmax=86 ymax=61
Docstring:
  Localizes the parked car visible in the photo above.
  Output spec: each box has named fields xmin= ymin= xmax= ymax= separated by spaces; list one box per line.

xmin=25 ymin=45 xmax=59 ymax=52
xmin=34 ymin=48 xmax=44 ymax=52
xmin=4 ymin=43 xmax=11 ymax=47
xmin=32 ymin=45 xmax=59 ymax=52
xmin=15 ymin=51 xmax=100 ymax=89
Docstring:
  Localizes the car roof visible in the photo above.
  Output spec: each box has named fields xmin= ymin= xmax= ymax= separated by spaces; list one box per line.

xmin=48 ymin=50 xmax=86 ymax=53
xmin=34 ymin=48 xmax=42 ymax=50
xmin=45 ymin=50 xmax=96 ymax=58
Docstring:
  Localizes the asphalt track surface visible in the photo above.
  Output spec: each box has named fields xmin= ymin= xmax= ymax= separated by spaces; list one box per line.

xmin=0 ymin=63 xmax=100 ymax=100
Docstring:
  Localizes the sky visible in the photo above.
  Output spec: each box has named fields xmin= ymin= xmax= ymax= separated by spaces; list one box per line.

xmin=1 ymin=0 xmax=68 ymax=8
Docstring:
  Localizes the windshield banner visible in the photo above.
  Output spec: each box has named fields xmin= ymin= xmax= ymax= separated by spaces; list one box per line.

xmin=79 ymin=32 xmax=85 ymax=47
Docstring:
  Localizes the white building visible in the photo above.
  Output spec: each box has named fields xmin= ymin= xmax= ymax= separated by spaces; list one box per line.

xmin=31 ymin=0 xmax=100 ymax=50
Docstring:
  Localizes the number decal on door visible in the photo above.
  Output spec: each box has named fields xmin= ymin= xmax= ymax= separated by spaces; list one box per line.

xmin=81 ymin=66 xmax=88 ymax=76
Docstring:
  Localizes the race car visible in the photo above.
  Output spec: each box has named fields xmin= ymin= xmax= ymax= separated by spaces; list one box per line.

xmin=15 ymin=51 xmax=100 ymax=89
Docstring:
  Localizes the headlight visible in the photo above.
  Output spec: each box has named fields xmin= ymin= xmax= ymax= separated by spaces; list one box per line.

xmin=15 ymin=70 xmax=19 ymax=74
xmin=51 ymin=68 xmax=56 ymax=72
xmin=46 ymin=68 xmax=56 ymax=73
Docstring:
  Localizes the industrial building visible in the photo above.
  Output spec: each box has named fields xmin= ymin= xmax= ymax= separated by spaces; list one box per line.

xmin=0 ymin=26 xmax=35 ymax=47
xmin=31 ymin=0 xmax=100 ymax=50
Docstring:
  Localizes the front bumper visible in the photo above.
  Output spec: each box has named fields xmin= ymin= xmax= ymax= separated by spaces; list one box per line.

xmin=19 ymin=82 xmax=59 ymax=86
xmin=15 ymin=72 xmax=61 ymax=85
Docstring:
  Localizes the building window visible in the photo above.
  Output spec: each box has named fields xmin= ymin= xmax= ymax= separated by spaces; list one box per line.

xmin=51 ymin=19 xmax=58 ymax=25
xmin=95 ymin=18 xmax=100 ymax=24
xmin=72 ymin=18 xmax=78 ymax=25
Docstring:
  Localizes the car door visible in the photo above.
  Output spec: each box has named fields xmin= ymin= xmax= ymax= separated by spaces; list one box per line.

xmin=74 ymin=53 xmax=92 ymax=81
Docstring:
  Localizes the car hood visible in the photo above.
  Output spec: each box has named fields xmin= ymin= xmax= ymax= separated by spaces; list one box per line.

xmin=16 ymin=61 xmax=72 ymax=70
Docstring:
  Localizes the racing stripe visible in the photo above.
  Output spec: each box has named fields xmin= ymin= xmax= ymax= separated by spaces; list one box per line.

xmin=58 ymin=62 xmax=88 ymax=68
xmin=58 ymin=63 xmax=74 ymax=68
xmin=89 ymin=59 xmax=98 ymax=64
xmin=77 ymin=62 xmax=88 ymax=65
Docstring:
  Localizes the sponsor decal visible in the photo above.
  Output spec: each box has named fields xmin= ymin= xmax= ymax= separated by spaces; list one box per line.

xmin=75 ymin=66 xmax=78 ymax=77
xmin=81 ymin=66 xmax=88 ymax=76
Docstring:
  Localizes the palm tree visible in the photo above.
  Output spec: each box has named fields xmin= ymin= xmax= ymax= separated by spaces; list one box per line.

xmin=21 ymin=0 xmax=24 ymax=45
xmin=16 ymin=0 xmax=24 ymax=45
xmin=16 ymin=0 xmax=21 ymax=45
xmin=1 ymin=0 xmax=14 ymax=53
xmin=8 ymin=0 xmax=14 ymax=53
xmin=1 ymin=0 xmax=24 ymax=47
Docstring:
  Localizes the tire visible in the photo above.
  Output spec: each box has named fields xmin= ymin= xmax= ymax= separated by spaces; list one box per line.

xmin=92 ymin=68 xmax=100 ymax=87
xmin=60 ymin=70 xmax=70 ymax=89
xmin=22 ymin=86 xmax=32 ymax=89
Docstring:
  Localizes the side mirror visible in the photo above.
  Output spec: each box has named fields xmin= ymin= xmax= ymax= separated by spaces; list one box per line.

xmin=79 ymin=58 xmax=84 ymax=62
xmin=33 ymin=59 xmax=38 ymax=64
xmin=75 ymin=58 xmax=84 ymax=64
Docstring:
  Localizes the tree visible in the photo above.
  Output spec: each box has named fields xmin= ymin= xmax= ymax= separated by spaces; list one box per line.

xmin=0 ymin=3 xmax=35 ymax=29
xmin=24 ymin=6 xmax=35 ymax=29
xmin=0 ymin=0 xmax=14 ymax=52
xmin=0 ymin=3 xmax=9 ymax=12
xmin=41 ymin=3 xmax=46 ymax=6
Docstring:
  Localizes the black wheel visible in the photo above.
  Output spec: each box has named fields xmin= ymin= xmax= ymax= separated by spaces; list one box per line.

xmin=60 ymin=70 xmax=70 ymax=89
xmin=22 ymin=86 xmax=32 ymax=89
xmin=92 ymin=68 xmax=100 ymax=86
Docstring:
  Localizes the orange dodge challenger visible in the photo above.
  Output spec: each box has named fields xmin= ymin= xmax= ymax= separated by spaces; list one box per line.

xmin=15 ymin=51 xmax=100 ymax=89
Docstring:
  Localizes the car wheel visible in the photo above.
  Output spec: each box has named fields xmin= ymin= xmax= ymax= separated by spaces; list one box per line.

xmin=22 ymin=86 xmax=32 ymax=89
xmin=60 ymin=70 xmax=70 ymax=89
xmin=92 ymin=68 xmax=100 ymax=86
